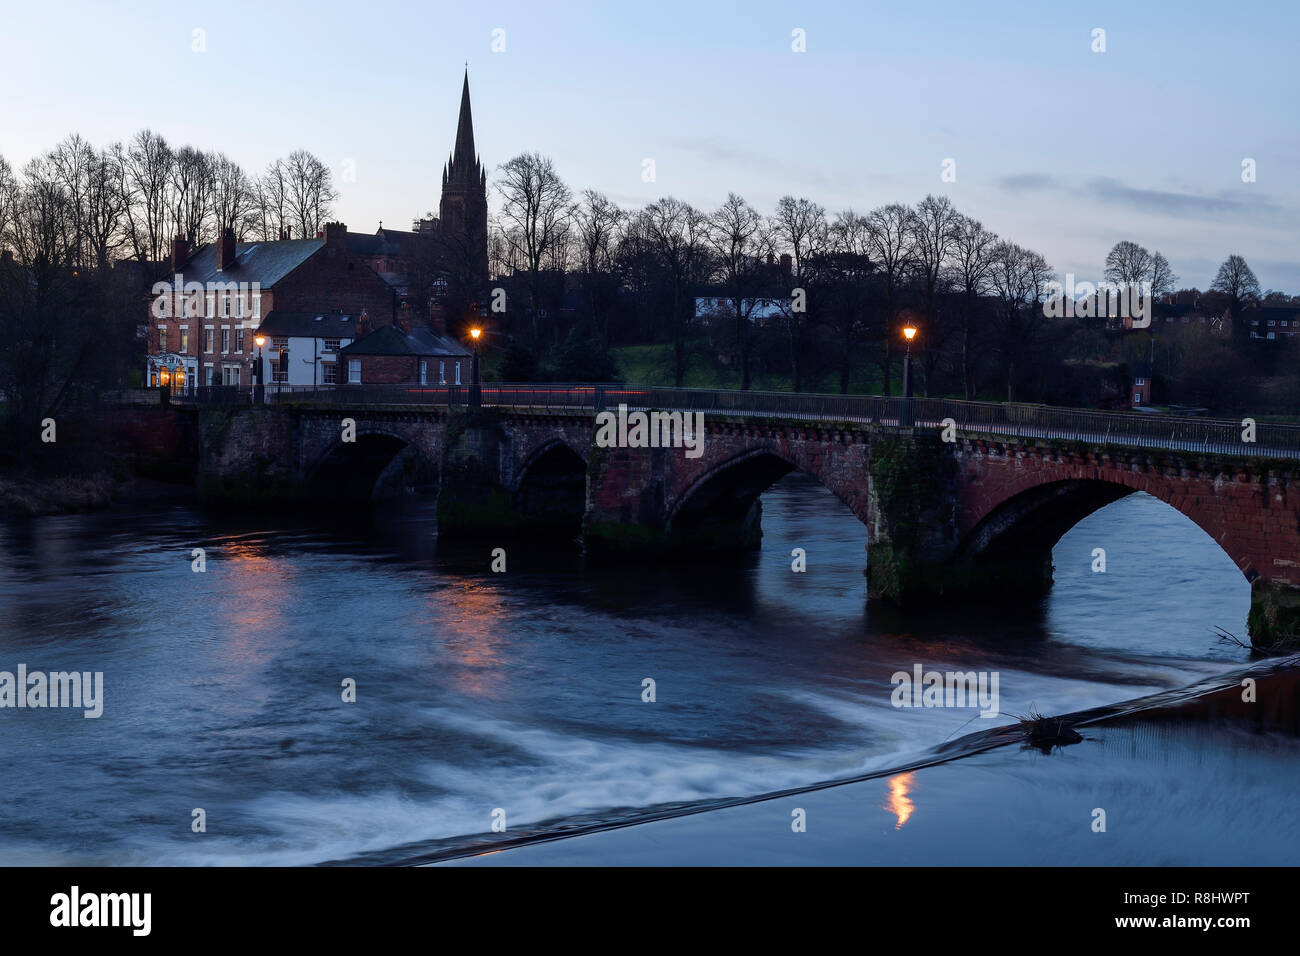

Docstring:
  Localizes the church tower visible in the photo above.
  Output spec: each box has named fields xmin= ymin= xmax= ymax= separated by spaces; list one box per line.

xmin=439 ymin=69 xmax=489 ymax=290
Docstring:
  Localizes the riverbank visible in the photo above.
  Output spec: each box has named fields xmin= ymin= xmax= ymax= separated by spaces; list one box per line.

xmin=424 ymin=660 xmax=1300 ymax=866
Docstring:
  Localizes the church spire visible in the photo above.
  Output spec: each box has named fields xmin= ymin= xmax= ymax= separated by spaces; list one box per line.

xmin=448 ymin=67 xmax=479 ymax=182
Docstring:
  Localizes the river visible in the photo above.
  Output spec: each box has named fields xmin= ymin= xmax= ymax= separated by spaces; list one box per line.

xmin=0 ymin=476 xmax=1262 ymax=864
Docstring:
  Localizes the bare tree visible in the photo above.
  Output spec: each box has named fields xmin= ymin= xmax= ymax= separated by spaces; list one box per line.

xmin=949 ymin=214 xmax=999 ymax=399
xmin=771 ymin=196 xmax=827 ymax=391
xmin=989 ymin=241 xmax=1054 ymax=402
xmin=495 ymin=152 xmax=573 ymax=345
xmin=826 ymin=209 xmax=876 ymax=394
xmin=641 ymin=197 xmax=710 ymax=387
xmin=169 ymin=145 xmax=215 ymax=249
xmin=708 ymin=193 xmax=772 ymax=390
xmin=283 ymin=150 xmax=337 ymax=240
xmin=1147 ymin=251 xmax=1177 ymax=302
xmin=572 ymin=189 xmax=624 ymax=346
xmin=1210 ymin=253 xmax=1261 ymax=326
xmin=1103 ymin=240 xmax=1152 ymax=288
xmin=253 ymin=158 xmax=290 ymax=240
xmin=116 ymin=129 xmax=174 ymax=265
xmin=909 ymin=194 xmax=961 ymax=395
xmin=866 ymin=203 xmax=915 ymax=395
xmin=209 ymin=152 xmax=256 ymax=239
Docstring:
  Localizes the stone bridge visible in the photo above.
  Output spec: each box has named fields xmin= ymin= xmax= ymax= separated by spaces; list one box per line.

xmin=194 ymin=396 xmax=1300 ymax=645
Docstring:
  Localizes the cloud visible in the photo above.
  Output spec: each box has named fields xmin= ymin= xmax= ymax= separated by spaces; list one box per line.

xmin=995 ymin=172 xmax=1061 ymax=192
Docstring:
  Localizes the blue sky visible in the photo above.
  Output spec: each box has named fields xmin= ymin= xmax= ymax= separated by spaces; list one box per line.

xmin=2 ymin=0 xmax=1297 ymax=289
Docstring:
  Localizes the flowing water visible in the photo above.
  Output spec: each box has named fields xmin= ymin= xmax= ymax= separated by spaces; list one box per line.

xmin=0 ymin=476 xmax=1260 ymax=864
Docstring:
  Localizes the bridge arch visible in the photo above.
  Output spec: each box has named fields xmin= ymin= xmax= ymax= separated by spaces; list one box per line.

xmin=958 ymin=469 xmax=1261 ymax=592
xmin=513 ymin=439 xmax=588 ymax=536
xmin=666 ymin=447 xmax=869 ymax=552
xmin=304 ymin=428 xmax=437 ymax=502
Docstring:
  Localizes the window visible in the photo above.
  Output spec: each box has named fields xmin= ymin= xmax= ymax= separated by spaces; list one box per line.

xmin=222 ymin=294 xmax=229 ymax=317
xmin=348 ymin=359 xmax=361 ymax=384
xmin=1133 ymin=393 xmax=1142 ymax=404
xmin=158 ymin=327 xmax=167 ymax=353
xmin=206 ymin=293 xmax=215 ymax=318
xmin=272 ymin=337 xmax=289 ymax=350
xmin=438 ymin=361 xmax=446 ymax=384
xmin=1268 ymin=320 xmax=1276 ymax=326
xmin=454 ymin=361 xmax=461 ymax=385
xmin=324 ymin=338 xmax=341 ymax=352
xmin=272 ymin=347 xmax=289 ymax=383
xmin=226 ymin=366 xmax=241 ymax=386
xmin=322 ymin=362 xmax=338 ymax=385
xmin=205 ymin=365 xmax=215 ymax=386
xmin=204 ymin=328 xmax=214 ymax=353
xmin=1134 ymin=377 xmax=1145 ymax=386
xmin=180 ymin=329 xmax=189 ymax=353
xmin=221 ymin=328 xmax=230 ymax=353
xmin=420 ymin=360 xmax=428 ymax=385
xmin=235 ymin=296 xmax=243 ymax=318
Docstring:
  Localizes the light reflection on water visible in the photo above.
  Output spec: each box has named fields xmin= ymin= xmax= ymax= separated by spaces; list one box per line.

xmin=0 ymin=478 xmax=1260 ymax=864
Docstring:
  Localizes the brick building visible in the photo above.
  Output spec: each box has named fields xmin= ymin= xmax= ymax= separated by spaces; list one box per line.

xmin=146 ymin=222 xmax=395 ymax=389
xmin=337 ymin=320 xmax=472 ymax=387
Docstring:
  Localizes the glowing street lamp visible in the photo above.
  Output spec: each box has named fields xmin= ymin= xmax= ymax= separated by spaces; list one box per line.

xmin=253 ymin=334 xmax=266 ymax=402
xmin=900 ymin=322 xmax=918 ymax=425
xmin=468 ymin=327 xmax=483 ymax=407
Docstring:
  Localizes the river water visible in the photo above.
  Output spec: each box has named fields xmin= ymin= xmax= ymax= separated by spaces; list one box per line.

xmin=0 ymin=476 xmax=1259 ymax=865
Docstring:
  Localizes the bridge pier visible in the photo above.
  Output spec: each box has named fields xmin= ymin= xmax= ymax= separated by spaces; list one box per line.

xmin=1249 ymin=582 xmax=1300 ymax=649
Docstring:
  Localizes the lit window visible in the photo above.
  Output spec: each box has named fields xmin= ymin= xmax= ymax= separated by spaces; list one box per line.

xmin=180 ymin=330 xmax=189 ymax=353
xmin=205 ymin=329 xmax=214 ymax=353
xmin=158 ymin=327 xmax=167 ymax=353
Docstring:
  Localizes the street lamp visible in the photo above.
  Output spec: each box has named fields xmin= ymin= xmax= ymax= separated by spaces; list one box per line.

xmin=254 ymin=334 xmax=266 ymax=403
xmin=901 ymin=323 xmax=918 ymax=427
xmin=469 ymin=327 xmax=482 ymax=407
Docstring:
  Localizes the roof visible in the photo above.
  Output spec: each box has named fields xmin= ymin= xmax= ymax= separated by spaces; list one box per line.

xmin=176 ymin=239 xmax=323 ymax=288
xmin=257 ymin=311 xmax=360 ymax=338
xmin=338 ymin=323 xmax=472 ymax=358
xmin=345 ymin=228 xmax=432 ymax=260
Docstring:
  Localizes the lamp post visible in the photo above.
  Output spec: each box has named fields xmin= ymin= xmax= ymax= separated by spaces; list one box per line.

xmin=469 ymin=327 xmax=482 ymax=408
xmin=901 ymin=323 xmax=917 ymax=427
xmin=254 ymin=334 xmax=266 ymax=404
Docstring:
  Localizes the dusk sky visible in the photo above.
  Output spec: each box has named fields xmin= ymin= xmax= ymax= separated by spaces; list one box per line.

xmin=2 ymin=0 xmax=1296 ymax=289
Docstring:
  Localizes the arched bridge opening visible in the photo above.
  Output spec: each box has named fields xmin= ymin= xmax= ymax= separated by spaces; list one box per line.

xmin=306 ymin=433 xmax=436 ymax=503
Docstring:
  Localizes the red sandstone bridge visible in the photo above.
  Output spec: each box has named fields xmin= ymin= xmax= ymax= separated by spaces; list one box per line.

xmin=174 ymin=383 xmax=1300 ymax=646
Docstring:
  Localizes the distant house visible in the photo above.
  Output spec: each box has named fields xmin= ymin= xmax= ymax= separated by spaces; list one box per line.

xmin=254 ymin=311 xmax=362 ymax=387
xmin=1246 ymin=304 xmax=1300 ymax=340
xmin=1130 ymin=361 xmax=1152 ymax=408
xmin=337 ymin=321 xmax=473 ymax=387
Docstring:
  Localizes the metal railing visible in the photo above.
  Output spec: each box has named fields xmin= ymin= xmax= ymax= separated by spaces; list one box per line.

xmin=152 ymin=383 xmax=1300 ymax=457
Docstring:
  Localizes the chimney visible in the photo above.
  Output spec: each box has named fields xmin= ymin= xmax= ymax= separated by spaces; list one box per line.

xmin=171 ymin=234 xmax=190 ymax=271
xmin=780 ymin=253 xmax=793 ymax=278
xmin=394 ymin=302 xmax=411 ymax=335
xmin=323 ymin=221 xmax=346 ymax=248
xmin=356 ymin=308 xmax=372 ymax=337
xmin=217 ymin=228 xmax=237 ymax=271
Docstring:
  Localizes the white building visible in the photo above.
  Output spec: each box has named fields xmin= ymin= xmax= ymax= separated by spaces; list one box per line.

xmin=253 ymin=311 xmax=360 ymax=387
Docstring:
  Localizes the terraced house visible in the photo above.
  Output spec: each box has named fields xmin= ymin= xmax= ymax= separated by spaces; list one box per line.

xmin=146 ymin=222 xmax=395 ymax=389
